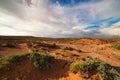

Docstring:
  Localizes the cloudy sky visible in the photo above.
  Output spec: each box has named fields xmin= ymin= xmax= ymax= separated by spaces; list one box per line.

xmin=0 ymin=0 xmax=120 ymax=38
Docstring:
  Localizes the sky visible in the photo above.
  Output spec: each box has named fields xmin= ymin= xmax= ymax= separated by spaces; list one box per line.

xmin=0 ymin=0 xmax=120 ymax=38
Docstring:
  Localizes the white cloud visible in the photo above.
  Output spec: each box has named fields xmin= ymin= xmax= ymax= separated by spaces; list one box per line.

xmin=0 ymin=0 xmax=120 ymax=38
xmin=100 ymin=22 xmax=120 ymax=37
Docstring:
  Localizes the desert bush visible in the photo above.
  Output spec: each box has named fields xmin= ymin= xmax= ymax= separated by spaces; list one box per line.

xmin=111 ymin=44 xmax=120 ymax=50
xmin=70 ymin=62 xmax=84 ymax=73
xmin=0 ymin=54 xmax=27 ymax=71
xmin=54 ymin=52 xmax=60 ymax=55
xmin=50 ymin=43 xmax=57 ymax=48
xmin=62 ymin=46 xmax=74 ymax=51
xmin=29 ymin=53 xmax=54 ymax=70
xmin=70 ymin=59 xmax=120 ymax=80
xmin=26 ymin=41 xmax=33 ymax=48
xmin=5 ymin=42 xmax=18 ymax=48
xmin=0 ymin=59 xmax=10 ymax=71
xmin=81 ymin=58 xmax=86 ymax=61
xmin=0 ymin=53 xmax=55 ymax=71
xmin=6 ymin=54 xmax=27 ymax=64
xmin=61 ymin=46 xmax=82 ymax=52
xmin=76 ymin=49 xmax=82 ymax=52
xmin=86 ymin=56 xmax=92 ymax=59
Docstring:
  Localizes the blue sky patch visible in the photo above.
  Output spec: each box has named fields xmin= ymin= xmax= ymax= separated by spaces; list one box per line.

xmin=108 ymin=18 xmax=120 ymax=26
xmin=85 ymin=25 xmax=100 ymax=30
xmin=49 ymin=0 xmax=92 ymax=6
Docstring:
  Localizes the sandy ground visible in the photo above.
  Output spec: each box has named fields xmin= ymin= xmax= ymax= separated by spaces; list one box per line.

xmin=0 ymin=38 xmax=120 ymax=80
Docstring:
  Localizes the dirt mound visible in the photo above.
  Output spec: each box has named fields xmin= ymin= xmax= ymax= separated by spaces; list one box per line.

xmin=0 ymin=43 xmax=30 ymax=58
xmin=75 ymin=38 xmax=104 ymax=44
xmin=0 ymin=37 xmax=120 ymax=80
xmin=0 ymin=52 xmax=120 ymax=80
xmin=0 ymin=53 xmax=70 ymax=80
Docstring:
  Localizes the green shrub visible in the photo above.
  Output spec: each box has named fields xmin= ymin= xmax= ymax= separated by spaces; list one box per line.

xmin=0 ymin=54 xmax=27 ymax=71
xmin=62 ymin=46 xmax=74 ymax=51
xmin=97 ymin=63 xmax=120 ymax=80
xmin=29 ymin=53 xmax=54 ymax=70
xmin=70 ymin=59 xmax=120 ymax=80
xmin=0 ymin=60 xmax=10 ymax=71
xmin=0 ymin=53 xmax=55 ymax=71
xmin=111 ymin=44 xmax=120 ymax=50
xmin=70 ymin=62 xmax=84 ymax=73
xmin=6 ymin=54 xmax=27 ymax=63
